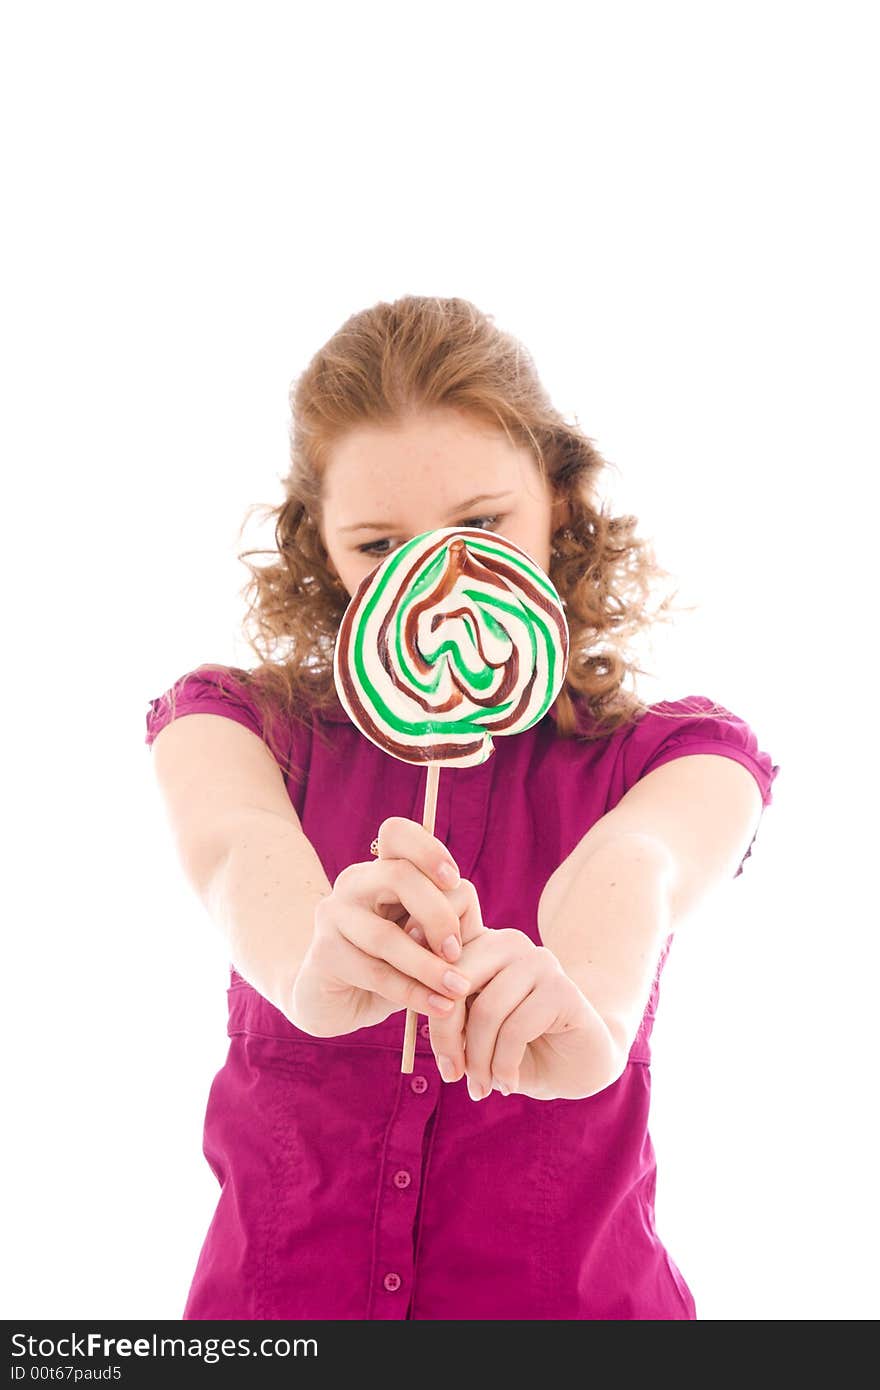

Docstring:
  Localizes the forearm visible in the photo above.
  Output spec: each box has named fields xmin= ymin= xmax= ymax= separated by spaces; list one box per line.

xmin=538 ymin=833 xmax=675 ymax=1062
xmin=203 ymin=811 xmax=332 ymax=1018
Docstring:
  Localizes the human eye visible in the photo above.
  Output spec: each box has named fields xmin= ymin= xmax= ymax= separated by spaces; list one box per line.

xmin=357 ymin=537 xmax=396 ymax=557
xmin=357 ymin=515 xmax=502 ymax=557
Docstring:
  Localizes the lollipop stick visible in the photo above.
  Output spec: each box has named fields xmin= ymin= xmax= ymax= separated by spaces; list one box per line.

xmin=401 ymin=761 xmax=441 ymax=1073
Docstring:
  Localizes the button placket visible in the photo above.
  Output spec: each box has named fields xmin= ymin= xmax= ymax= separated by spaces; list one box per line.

xmin=445 ymin=755 xmax=496 ymax=882
xmin=372 ymin=1067 xmax=438 ymax=1318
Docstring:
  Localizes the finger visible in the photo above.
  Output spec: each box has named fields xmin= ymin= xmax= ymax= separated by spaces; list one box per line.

xmin=337 ymin=902 xmax=474 ymax=1007
xmin=462 ymin=957 xmax=538 ymax=1100
xmin=404 ymin=921 xmax=468 ymax=1082
xmin=373 ymin=817 xmax=487 ymax=962
xmin=423 ymin=994 xmax=469 ymax=1083
xmin=445 ymin=924 xmax=534 ymax=995
xmin=341 ymin=857 xmax=461 ymax=955
xmin=405 ymin=877 xmax=486 ymax=956
xmin=426 ymin=927 xmax=532 ymax=1084
xmin=369 ymin=857 xmax=477 ymax=963
xmin=327 ymin=926 xmax=465 ymax=1022
xmin=454 ymin=879 xmax=486 ymax=948
xmin=488 ymin=987 xmax=564 ymax=1097
xmin=376 ymin=815 xmax=462 ymax=893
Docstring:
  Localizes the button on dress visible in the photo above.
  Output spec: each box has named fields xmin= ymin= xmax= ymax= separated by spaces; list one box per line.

xmin=144 ymin=665 xmax=779 ymax=1320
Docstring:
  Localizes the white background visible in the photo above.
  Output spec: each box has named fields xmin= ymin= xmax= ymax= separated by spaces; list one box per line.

xmin=3 ymin=0 xmax=877 ymax=1322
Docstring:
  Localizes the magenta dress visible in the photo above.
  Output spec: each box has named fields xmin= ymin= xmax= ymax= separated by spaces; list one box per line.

xmin=145 ymin=665 xmax=779 ymax=1320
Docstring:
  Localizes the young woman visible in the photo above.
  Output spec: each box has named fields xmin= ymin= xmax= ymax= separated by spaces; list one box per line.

xmin=145 ymin=295 xmax=779 ymax=1320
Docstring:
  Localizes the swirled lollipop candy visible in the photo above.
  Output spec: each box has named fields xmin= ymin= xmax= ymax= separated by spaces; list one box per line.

xmin=333 ymin=526 xmax=569 ymax=767
xmin=332 ymin=525 xmax=570 ymax=1072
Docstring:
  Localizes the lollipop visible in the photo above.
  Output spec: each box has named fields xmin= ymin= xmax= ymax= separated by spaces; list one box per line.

xmin=333 ymin=525 xmax=570 ymax=1070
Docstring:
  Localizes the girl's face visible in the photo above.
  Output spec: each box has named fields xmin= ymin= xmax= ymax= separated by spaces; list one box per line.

xmin=318 ymin=408 xmax=564 ymax=599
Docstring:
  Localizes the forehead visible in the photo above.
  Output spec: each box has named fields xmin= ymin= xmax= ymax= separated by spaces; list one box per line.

xmin=321 ymin=411 xmax=536 ymax=509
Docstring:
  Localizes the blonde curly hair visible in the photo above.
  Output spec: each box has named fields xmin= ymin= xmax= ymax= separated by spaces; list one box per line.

xmin=194 ymin=295 xmax=708 ymax=767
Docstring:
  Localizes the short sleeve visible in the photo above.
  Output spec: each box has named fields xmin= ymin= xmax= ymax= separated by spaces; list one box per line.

xmin=144 ymin=664 xmax=265 ymax=748
xmin=622 ymin=694 xmax=780 ymax=877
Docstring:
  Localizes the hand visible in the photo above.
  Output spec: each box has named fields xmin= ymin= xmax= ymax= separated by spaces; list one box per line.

xmin=287 ymin=817 xmax=484 ymax=1037
xmin=420 ymin=926 xmax=623 ymax=1102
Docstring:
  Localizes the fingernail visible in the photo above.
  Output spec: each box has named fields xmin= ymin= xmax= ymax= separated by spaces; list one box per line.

xmin=496 ymin=1079 xmax=511 ymax=1096
xmin=437 ymin=1055 xmax=455 ymax=1082
xmin=427 ymin=993 xmax=454 ymax=1011
xmin=441 ymin=934 xmax=461 ymax=962
xmin=467 ymin=1078 xmax=486 ymax=1102
xmin=441 ymin=969 xmax=471 ymax=996
xmin=409 ymin=925 xmax=427 ymax=946
xmin=437 ymin=862 xmax=460 ymax=887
